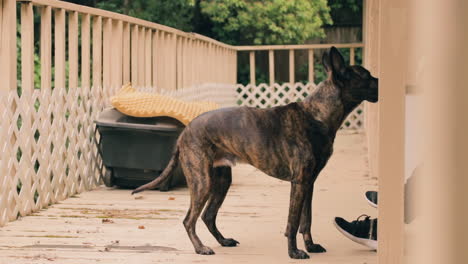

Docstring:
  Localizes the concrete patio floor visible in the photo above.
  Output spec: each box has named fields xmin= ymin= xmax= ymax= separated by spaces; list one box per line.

xmin=0 ymin=132 xmax=377 ymax=264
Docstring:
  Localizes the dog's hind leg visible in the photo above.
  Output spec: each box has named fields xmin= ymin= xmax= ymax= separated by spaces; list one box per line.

xmin=285 ymin=181 xmax=311 ymax=259
xmin=299 ymin=185 xmax=326 ymax=253
xmin=202 ymin=166 xmax=239 ymax=247
xmin=181 ymin=153 xmax=214 ymax=255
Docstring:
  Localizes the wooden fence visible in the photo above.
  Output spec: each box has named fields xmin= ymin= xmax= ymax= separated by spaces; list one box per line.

xmin=236 ymin=43 xmax=363 ymax=85
xmin=0 ymin=0 xmax=365 ymax=227
xmin=236 ymin=83 xmax=364 ymax=130
xmin=0 ymin=0 xmax=236 ymax=226
xmin=235 ymin=44 xmax=365 ymax=130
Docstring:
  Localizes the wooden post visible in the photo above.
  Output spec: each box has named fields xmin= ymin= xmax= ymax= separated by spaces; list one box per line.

xmin=377 ymin=0 xmax=408 ymax=263
xmin=92 ymin=16 xmax=102 ymax=89
xmin=176 ymin=36 xmax=182 ymax=89
xmin=152 ymin=30 xmax=158 ymax=89
xmin=308 ymin=49 xmax=314 ymax=84
xmin=81 ymin=14 xmax=91 ymax=89
xmin=20 ymin=4 xmax=35 ymax=211
xmin=131 ymin=25 xmax=139 ymax=86
xmin=187 ymin=37 xmax=192 ymax=86
xmin=68 ymin=11 xmax=79 ymax=194
xmin=102 ymin=18 xmax=112 ymax=89
xmin=144 ymin=28 xmax=152 ymax=88
xmin=68 ymin=11 xmax=78 ymax=90
xmin=122 ymin=22 xmax=130 ymax=84
xmin=363 ymin=0 xmax=380 ymax=182
xmin=0 ymin=0 xmax=16 ymax=92
xmin=138 ymin=27 xmax=145 ymax=87
xmin=111 ymin=20 xmax=123 ymax=90
xmin=21 ymin=2 xmax=34 ymax=95
xmin=289 ymin=49 xmax=295 ymax=84
xmin=350 ymin=47 xmax=355 ymax=65
xmin=158 ymin=31 xmax=165 ymax=90
xmin=169 ymin=33 xmax=177 ymax=90
xmin=54 ymin=9 xmax=66 ymax=90
xmin=192 ymin=38 xmax=197 ymax=86
xmin=409 ymin=1 xmax=468 ymax=264
xmin=269 ymin=50 xmax=275 ymax=86
xmin=39 ymin=6 xmax=52 ymax=204
xmin=249 ymin=51 xmax=255 ymax=85
xmin=40 ymin=6 xmax=52 ymax=91
xmin=183 ymin=37 xmax=189 ymax=88
xmin=156 ymin=31 xmax=162 ymax=90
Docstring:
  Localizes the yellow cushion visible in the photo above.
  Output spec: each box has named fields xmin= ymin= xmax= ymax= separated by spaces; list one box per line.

xmin=110 ymin=84 xmax=219 ymax=125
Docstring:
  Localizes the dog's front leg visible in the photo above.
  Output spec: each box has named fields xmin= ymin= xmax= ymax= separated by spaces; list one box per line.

xmin=299 ymin=184 xmax=326 ymax=253
xmin=285 ymin=182 xmax=310 ymax=259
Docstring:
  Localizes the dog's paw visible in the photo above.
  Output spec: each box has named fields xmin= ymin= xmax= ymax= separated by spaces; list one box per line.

xmin=220 ymin=238 xmax=239 ymax=247
xmin=305 ymin=241 xmax=326 ymax=253
xmin=195 ymin=246 xmax=215 ymax=255
xmin=288 ymin=249 xmax=310 ymax=259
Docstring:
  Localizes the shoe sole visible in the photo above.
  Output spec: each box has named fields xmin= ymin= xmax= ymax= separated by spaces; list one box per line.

xmin=333 ymin=220 xmax=378 ymax=250
xmin=366 ymin=197 xmax=378 ymax=208
xmin=365 ymin=192 xmax=378 ymax=208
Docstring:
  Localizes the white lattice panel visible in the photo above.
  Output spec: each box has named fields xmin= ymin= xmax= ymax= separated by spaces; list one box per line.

xmin=0 ymin=85 xmax=111 ymax=226
xmin=236 ymin=82 xmax=365 ymax=130
xmin=0 ymin=82 xmax=236 ymax=226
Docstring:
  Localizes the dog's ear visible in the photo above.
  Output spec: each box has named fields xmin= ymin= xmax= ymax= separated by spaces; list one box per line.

xmin=322 ymin=49 xmax=332 ymax=73
xmin=329 ymin=46 xmax=346 ymax=76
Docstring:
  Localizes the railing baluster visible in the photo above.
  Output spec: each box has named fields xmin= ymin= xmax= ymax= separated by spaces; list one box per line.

xmin=0 ymin=0 xmax=17 ymax=92
xmin=39 ymin=5 xmax=52 ymax=205
xmin=145 ymin=28 xmax=152 ymax=88
xmin=21 ymin=2 xmax=34 ymax=95
xmin=308 ymin=49 xmax=314 ymax=84
xmin=102 ymin=18 xmax=111 ymax=89
xmin=350 ymin=47 xmax=355 ymax=65
xmin=55 ymin=9 xmax=66 ymax=90
xmin=158 ymin=31 xmax=166 ymax=90
xmin=269 ymin=50 xmax=275 ymax=86
xmin=111 ymin=20 xmax=123 ymax=89
xmin=249 ymin=51 xmax=256 ymax=85
xmin=176 ymin=36 xmax=183 ymax=89
xmin=170 ymin=33 xmax=177 ymax=90
xmin=138 ymin=27 xmax=145 ymax=87
xmin=122 ymin=22 xmax=130 ymax=84
xmin=289 ymin=49 xmax=295 ymax=85
xmin=233 ymin=49 xmax=238 ymax=84
xmin=92 ymin=16 xmax=102 ymax=89
xmin=81 ymin=13 xmax=91 ymax=89
xmin=131 ymin=25 xmax=139 ymax=86
xmin=152 ymin=30 xmax=158 ymax=89
xmin=20 ymin=1 xmax=35 ymax=214
xmin=41 ymin=6 xmax=52 ymax=91
xmin=69 ymin=11 xmax=78 ymax=90
xmin=53 ymin=8 xmax=66 ymax=200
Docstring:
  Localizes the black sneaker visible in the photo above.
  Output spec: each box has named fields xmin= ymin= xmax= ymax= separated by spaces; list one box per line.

xmin=334 ymin=215 xmax=378 ymax=250
xmin=365 ymin=191 xmax=378 ymax=208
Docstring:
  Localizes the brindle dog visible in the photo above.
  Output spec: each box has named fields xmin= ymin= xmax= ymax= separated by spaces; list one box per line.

xmin=132 ymin=47 xmax=379 ymax=259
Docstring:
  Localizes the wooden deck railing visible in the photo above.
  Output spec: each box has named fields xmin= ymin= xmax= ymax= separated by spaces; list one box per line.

xmin=0 ymin=0 xmax=365 ymax=226
xmin=0 ymin=0 xmax=237 ymax=226
xmin=24 ymin=0 xmax=237 ymax=92
xmin=235 ymin=43 xmax=365 ymax=129
xmin=237 ymin=43 xmax=364 ymax=85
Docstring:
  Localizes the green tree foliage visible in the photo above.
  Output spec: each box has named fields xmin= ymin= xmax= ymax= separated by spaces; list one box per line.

xmin=199 ymin=0 xmax=332 ymax=45
xmin=68 ymin=0 xmax=334 ymax=45
xmin=328 ymin=0 xmax=360 ymax=12
xmin=95 ymin=0 xmax=195 ymax=32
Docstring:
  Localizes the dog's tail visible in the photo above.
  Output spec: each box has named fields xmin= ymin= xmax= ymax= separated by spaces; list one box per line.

xmin=131 ymin=147 xmax=180 ymax=195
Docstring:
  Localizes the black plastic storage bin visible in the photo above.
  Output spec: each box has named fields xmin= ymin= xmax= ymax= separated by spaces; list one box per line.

xmin=95 ymin=108 xmax=186 ymax=191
